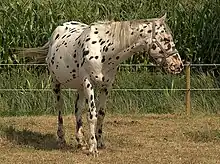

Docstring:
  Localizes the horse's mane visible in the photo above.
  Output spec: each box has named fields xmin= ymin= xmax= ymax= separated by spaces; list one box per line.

xmin=89 ymin=16 xmax=170 ymax=52
xmin=90 ymin=19 xmax=151 ymax=51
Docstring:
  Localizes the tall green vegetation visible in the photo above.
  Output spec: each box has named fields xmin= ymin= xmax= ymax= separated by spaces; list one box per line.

xmin=0 ymin=66 xmax=219 ymax=116
xmin=0 ymin=0 xmax=219 ymax=116
xmin=0 ymin=0 xmax=219 ymax=64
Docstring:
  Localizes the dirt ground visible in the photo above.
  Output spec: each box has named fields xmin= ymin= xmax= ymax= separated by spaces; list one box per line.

xmin=0 ymin=114 xmax=220 ymax=164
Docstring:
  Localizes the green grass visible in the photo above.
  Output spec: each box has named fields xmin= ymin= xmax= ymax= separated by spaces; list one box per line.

xmin=0 ymin=0 xmax=219 ymax=64
xmin=0 ymin=0 xmax=220 ymax=116
xmin=0 ymin=66 xmax=219 ymax=116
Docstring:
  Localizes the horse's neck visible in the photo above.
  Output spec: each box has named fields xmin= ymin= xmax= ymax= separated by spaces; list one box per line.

xmin=103 ymin=41 xmax=148 ymax=72
xmin=102 ymin=22 xmax=152 ymax=70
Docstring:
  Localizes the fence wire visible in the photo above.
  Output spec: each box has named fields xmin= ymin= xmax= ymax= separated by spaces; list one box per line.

xmin=0 ymin=88 xmax=220 ymax=92
xmin=1 ymin=63 xmax=220 ymax=66
xmin=0 ymin=63 xmax=220 ymax=92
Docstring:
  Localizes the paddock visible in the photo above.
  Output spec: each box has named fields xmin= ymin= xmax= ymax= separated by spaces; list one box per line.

xmin=0 ymin=114 xmax=219 ymax=163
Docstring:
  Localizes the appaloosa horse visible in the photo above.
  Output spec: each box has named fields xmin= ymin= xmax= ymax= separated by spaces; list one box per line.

xmin=17 ymin=14 xmax=183 ymax=156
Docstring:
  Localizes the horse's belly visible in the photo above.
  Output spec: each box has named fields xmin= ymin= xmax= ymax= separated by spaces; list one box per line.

xmin=60 ymin=78 xmax=81 ymax=89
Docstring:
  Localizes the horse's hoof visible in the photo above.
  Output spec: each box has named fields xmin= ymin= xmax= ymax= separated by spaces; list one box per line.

xmin=97 ymin=143 xmax=106 ymax=149
xmin=85 ymin=150 xmax=99 ymax=157
xmin=77 ymin=144 xmax=87 ymax=150
xmin=57 ymin=140 xmax=67 ymax=149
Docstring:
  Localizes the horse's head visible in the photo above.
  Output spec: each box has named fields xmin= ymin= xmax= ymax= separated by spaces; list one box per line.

xmin=142 ymin=14 xmax=184 ymax=74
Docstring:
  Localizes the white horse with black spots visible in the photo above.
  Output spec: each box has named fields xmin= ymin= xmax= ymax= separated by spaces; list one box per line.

xmin=17 ymin=14 xmax=184 ymax=156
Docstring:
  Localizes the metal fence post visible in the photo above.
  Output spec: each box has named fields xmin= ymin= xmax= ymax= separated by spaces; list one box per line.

xmin=185 ymin=62 xmax=191 ymax=115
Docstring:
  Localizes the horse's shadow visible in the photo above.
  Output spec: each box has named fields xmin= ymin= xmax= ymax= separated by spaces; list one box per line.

xmin=1 ymin=125 xmax=63 ymax=150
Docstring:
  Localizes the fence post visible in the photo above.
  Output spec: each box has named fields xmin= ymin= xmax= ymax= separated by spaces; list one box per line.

xmin=185 ymin=62 xmax=191 ymax=115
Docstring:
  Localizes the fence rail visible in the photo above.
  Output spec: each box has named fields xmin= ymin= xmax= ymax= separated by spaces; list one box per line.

xmin=1 ymin=63 xmax=220 ymax=115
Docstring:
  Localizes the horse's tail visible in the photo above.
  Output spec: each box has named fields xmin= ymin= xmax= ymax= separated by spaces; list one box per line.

xmin=14 ymin=41 xmax=50 ymax=64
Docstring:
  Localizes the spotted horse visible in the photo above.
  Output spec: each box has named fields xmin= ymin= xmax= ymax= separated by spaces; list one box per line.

xmin=17 ymin=14 xmax=184 ymax=156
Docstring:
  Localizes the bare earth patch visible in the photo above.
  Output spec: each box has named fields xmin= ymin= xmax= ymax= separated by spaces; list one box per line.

xmin=0 ymin=114 xmax=220 ymax=164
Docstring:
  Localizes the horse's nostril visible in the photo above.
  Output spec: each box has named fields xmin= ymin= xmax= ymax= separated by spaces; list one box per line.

xmin=180 ymin=64 xmax=184 ymax=69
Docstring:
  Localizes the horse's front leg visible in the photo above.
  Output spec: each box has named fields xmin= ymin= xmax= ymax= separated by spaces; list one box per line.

xmin=95 ymin=86 xmax=112 ymax=149
xmin=82 ymin=78 xmax=98 ymax=156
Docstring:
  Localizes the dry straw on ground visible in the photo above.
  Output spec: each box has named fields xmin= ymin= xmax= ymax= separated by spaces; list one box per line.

xmin=0 ymin=114 xmax=220 ymax=164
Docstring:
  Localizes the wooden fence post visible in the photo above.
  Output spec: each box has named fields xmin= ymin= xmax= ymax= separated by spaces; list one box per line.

xmin=185 ymin=62 xmax=191 ymax=115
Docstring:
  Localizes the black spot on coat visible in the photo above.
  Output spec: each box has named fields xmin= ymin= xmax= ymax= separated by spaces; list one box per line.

xmin=55 ymin=34 xmax=59 ymax=40
xmin=83 ymin=50 xmax=89 ymax=57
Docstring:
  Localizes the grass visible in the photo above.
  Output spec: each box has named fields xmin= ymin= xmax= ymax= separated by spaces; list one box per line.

xmin=0 ymin=66 xmax=220 ymax=116
xmin=0 ymin=114 xmax=220 ymax=163
xmin=0 ymin=0 xmax=219 ymax=115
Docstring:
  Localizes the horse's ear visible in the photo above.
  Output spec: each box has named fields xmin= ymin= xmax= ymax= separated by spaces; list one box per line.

xmin=160 ymin=13 xmax=167 ymax=22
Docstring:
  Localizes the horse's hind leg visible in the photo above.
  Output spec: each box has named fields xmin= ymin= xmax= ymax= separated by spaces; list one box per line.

xmin=74 ymin=89 xmax=87 ymax=149
xmin=82 ymin=77 xmax=98 ymax=155
xmin=53 ymin=81 xmax=66 ymax=147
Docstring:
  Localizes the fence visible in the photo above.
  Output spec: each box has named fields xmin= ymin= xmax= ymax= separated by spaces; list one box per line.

xmin=1 ymin=63 xmax=220 ymax=115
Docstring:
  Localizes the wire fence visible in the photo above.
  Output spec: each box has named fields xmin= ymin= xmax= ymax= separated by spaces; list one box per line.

xmin=1 ymin=63 xmax=220 ymax=114
xmin=0 ymin=88 xmax=220 ymax=92
xmin=1 ymin=63 xmax=220 ymax=66
xmin=0 ymin=63 xmax=219 ymax=92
